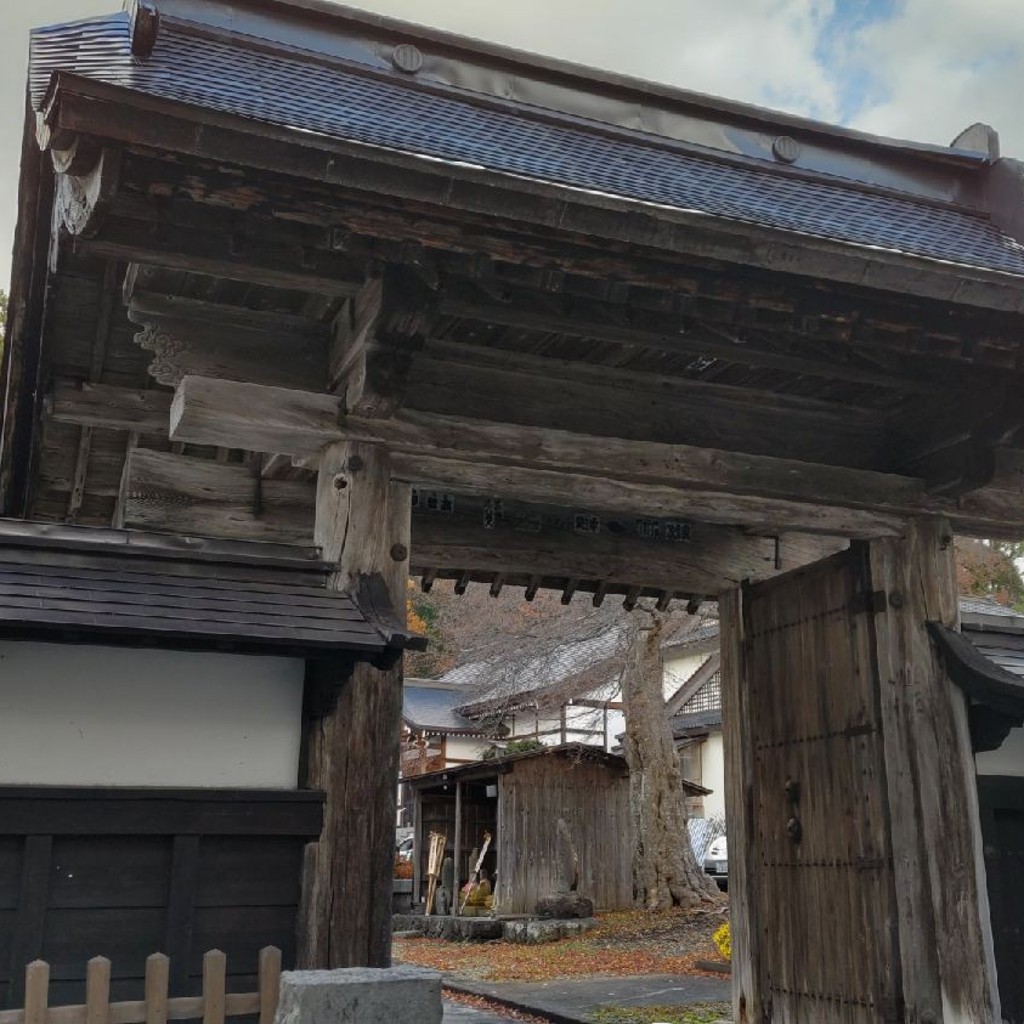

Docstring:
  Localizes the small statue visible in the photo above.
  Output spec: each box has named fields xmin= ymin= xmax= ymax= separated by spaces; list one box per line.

xmin=435 ymin=855 xmax=454 ymax=916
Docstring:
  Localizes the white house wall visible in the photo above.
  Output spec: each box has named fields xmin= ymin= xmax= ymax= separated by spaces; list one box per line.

xmin=664 ymin=652 xmax=711 ymax=699
xmin=0 ymin=640 xmax=304 ymax=788
xmin=446 ymin=735 xmax=490 ymax=763
xmin=975 ymin=727 xmax=1024 ymax=777
xmin=701 ymin=732 xmax=726 ymax=818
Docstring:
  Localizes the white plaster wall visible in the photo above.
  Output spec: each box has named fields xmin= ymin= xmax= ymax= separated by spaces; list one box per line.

xmin=664 ymin=653 xmax=709 ymax=699
xmin=701 ymin=732 xmax=727 ymax=818
xmin=0 ymin=640 xmax=304 ymax=788
xmin=976 ymin=727 xmax=1024 ymax=777
xmin=446 ymin=735 xmax=489 ymax=763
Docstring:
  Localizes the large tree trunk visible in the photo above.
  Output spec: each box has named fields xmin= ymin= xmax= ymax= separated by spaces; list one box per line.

xmin=621 ymin=613 xmax=723 ymax=910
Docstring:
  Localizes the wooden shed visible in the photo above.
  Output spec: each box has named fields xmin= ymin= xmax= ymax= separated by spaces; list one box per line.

xmin=407 ymin=744 xmax=708 ymax=915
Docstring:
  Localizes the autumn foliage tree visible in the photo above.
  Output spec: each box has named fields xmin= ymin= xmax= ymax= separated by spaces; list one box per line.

xmin=956 ymin=538 xmax=1024 ymax=610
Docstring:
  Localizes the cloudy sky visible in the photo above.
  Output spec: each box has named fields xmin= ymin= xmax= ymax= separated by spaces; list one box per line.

xmin=1 ymin=0 xmax=1023 ymax=286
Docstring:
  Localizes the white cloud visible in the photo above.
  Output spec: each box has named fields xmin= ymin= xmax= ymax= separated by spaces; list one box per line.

xmin=359 ymin=0 xmax=842 ymax=120
xmin=841 ymin=0 xmax=1024 ymax=156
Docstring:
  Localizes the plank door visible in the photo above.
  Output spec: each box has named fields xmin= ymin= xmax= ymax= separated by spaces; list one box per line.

xmin=743 ymin=550 xmax=900 ymax=1023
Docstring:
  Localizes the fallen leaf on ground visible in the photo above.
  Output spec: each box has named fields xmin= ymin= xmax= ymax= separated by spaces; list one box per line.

xmin=395 ymin=907 xmax=727 ymax=983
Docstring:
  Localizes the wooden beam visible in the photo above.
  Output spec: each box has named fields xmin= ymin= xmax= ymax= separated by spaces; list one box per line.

xmin=438 ymin=289 xmax=945 ymax=395
xmin=116 ymin=449 xmax=844 ymax=594
xmin=124 ymin=290 xmax=330 ymax=391
xmin=119 ymin=448 xmax=315 ymax=545
xmin=113 ymin=302 xmax=881 ymax=464
xmin=398 ymin=454 xmax=910 ymax=536
xmin=48 ymin=380 xmax=172 ymax=435
xmin=170 ymin=376 xmax=1024 ymax=537
xmin=300 ymin=443 xmax=410 ymax=967
xmin=409 ymin=345 xmax=882 ymax=468
xmin=80 ymin=214 xmax=365 ymax=296
xmin=411 ymin=498 xmax=846 ymax=593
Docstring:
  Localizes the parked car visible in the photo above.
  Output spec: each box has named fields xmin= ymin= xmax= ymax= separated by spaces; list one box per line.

xmin=703 ymin=835 xmax=728 ymax=890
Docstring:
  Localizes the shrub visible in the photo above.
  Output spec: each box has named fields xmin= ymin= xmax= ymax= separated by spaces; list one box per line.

xmin=712 ymin=921 xmax=731 ymax=960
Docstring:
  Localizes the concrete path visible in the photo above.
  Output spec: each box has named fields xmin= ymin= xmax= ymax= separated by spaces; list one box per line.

xmin=447 ymin=975 xmax=731 ymax=1024
xmin=442 ymin=998 xmax=516 ymax=1023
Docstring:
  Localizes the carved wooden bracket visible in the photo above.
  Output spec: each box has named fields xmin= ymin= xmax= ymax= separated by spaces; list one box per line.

xmin=51 ymin=139 xmax=121 ymax=240
xmin=127 ymin=307 xmax=329 ymax=391
xmin=133 ymin=323 xmax=190 ymax=388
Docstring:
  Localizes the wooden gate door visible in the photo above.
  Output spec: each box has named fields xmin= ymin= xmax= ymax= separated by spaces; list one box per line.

xmin=742 ymin=549 xmax=900 ymax=1023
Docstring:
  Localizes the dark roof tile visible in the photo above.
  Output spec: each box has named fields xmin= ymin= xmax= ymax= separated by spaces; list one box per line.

xmin=29 ymin=14 xmax=1024 ymax=279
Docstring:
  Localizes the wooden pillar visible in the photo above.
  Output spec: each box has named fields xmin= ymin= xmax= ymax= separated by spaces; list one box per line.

xmin=412 ymin=792 xmax=422 ymax=910
xmin=720 ymin=588 xmax=763 ymax=1024
xmin=453 ymin=780 xmax=462 ymax=917
xmin=300 ymin=441 xmax=410 ymax=968
xmin=870 ymin=519 xmax=1000 ymax=1023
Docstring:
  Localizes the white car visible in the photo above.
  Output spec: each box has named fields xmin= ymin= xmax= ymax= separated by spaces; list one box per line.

xmin=703 ymin=836 xmax=728 ymax=889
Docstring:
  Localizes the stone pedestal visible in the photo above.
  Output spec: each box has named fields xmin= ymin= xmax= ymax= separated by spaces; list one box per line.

xmin=274 ymin=966 xmax=442 ymax=1024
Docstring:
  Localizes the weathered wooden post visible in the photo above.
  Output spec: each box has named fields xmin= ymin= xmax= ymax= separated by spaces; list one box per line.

xmin=870 ymin=519 xmax=1000 ymax=1022
xmin=301 ymin=441 xmax=411 ymax=967
xmin=722 ymin=520 xmax=1000 ymax=1024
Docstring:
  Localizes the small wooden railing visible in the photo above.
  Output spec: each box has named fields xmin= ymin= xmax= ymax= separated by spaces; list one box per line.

xmin=0 ymin=948 xmax=281 ymax=1024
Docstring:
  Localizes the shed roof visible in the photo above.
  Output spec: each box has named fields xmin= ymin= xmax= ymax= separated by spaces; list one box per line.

xmin=0 ymin=519 xmax=418 ymax=655
xmin=406 ymin=741 xmax=711 ymax=796
xmin=27 ymin=9 xmax=1024 ymax=281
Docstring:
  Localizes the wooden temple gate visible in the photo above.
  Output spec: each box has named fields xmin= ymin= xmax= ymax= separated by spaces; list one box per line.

xmin=5 ymin=1 xmax=1024 ymax=1019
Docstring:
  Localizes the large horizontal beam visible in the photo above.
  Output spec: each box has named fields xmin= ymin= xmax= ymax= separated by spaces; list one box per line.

xmin=410 ymin=496 xmax=846 ymax=594
xmin=168 ymin=375 xmax=922 ymax=537
xmin=116 ymin=449 xmax=845 ymax=598
xmin=169 ymin=375 xmax=1024 ymax=538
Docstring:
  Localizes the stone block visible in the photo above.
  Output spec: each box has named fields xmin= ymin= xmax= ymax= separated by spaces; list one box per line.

xmin=274 ymin=966 xmax=442 ymax=1024
xmin=535 ymin=893 xmax=594 ymax=919
xmin=503 ymin=917 xmax=597 ymax=944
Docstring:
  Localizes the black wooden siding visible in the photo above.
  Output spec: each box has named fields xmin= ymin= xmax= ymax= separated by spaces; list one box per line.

xmin=0 ymin=788 xmax=324 ymax=1009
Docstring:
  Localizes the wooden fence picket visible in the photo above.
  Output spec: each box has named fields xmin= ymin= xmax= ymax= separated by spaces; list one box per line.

xmin=23 ymin=962 xmax=48 ymax=1024
xmin=144 ymin=954 xmax=169 ymax=1024
xmin=257 ymin=948 xmax=281 ymax=1024
xmin=0 ymin=947 xmax=281 ymax=1024
xmin=201 ymin=952 xmax=226 ymax=1024
xmin=84 ymin=958 xmax=110 ymax=1024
